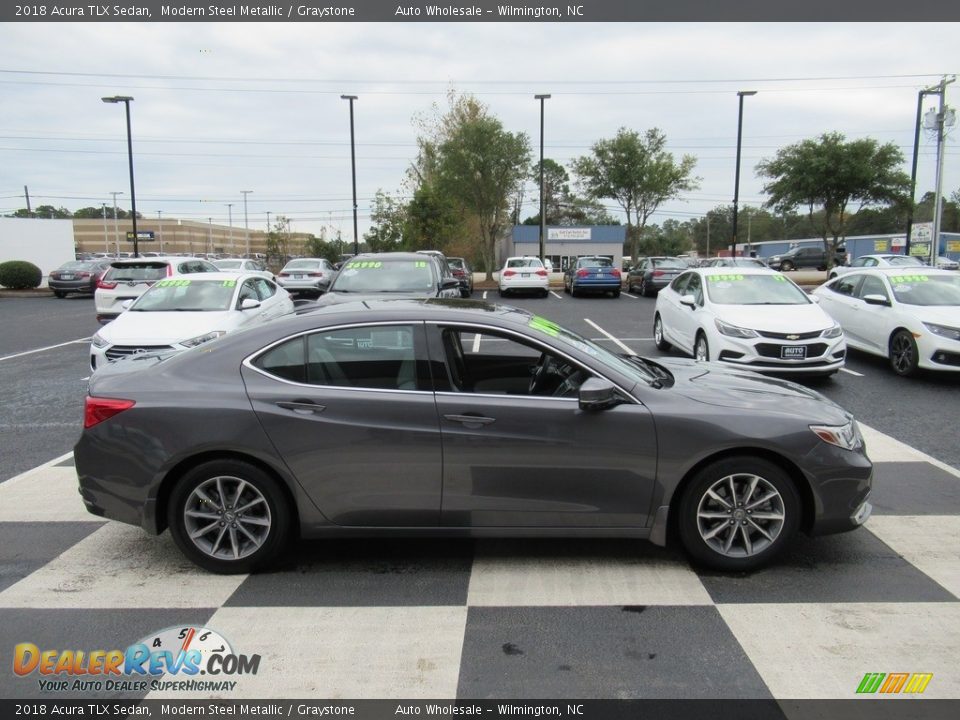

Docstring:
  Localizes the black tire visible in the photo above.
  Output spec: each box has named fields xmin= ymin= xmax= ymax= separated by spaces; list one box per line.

xmin=780 ymin=261 xmax=794 ymax=272
xmin=53 ymin=291 xmax=66 ymax=298
xmin=571 ymin=285 xmax=579 ymax=298
xmin=612 ymin=288 xmax=621 ymax=298
xmin=678 ymin=456 xmax=801 ymax=572
xmin=653 ymin=314 xmax=672 ymax=351
xmin=694 ymin=333 xmax=710 ymax=362
xmin=640 ymin=278 xmax=649 ymax=297
xmin=498 ymin=287 xmax=505 ymax=297
xmin=168 ymin=459 xmax=292 ymax=574
xmin=540 ymin=288 xmax=549 ymax=298
xmin=889 ymin=329 xmax=920 ymax=377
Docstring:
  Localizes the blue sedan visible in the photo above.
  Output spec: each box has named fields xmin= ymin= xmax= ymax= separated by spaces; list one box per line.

xmin=564 ymin=256 xmax=622 ymax=297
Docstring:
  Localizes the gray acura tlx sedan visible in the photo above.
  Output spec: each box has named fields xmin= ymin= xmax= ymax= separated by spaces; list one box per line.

xmin=75 ymin=299 xmax=873 ymax=574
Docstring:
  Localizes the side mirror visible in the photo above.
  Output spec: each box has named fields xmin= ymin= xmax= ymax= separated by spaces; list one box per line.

xmin=121 ymin=299 xmax=133 ymax=310
xmin=863 ymin=294 xmax=891 ymax=307
xmin=578 ymin=377 xmax=620 ymax=412
xmin=679 ymin=294 xmax=697 ymax=308
xmin=810 ymin=295 xmax=821 ymax=304
xmin=240 ymin=298 xmax=261 ymax=310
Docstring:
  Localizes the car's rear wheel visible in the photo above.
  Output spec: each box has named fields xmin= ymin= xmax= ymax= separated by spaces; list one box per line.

xmin=612 ymin=288 xmax=621 ymax=298
xmin=640 ymin=278 xmax=650 ymax=297
xmin=53 ymin=290 xmax=66 ymax=298
xmin=694 ymin=333 xmax=710 ymax=362
xmin=889 ymin=329 xmax=920 ymax=377
xmin=678 ymin=457 xmax=800 ymax=572
xmin=654 ymin=314 xmax=672 ymax=351
xmin=168 ymin=459 xmax=291 ymax=574
xmin=781 ymin=261 xmax=794 ymax=271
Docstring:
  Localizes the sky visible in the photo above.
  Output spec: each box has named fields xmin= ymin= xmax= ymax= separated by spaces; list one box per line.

xmin=1 ymin=20 xmax=958 ymax=243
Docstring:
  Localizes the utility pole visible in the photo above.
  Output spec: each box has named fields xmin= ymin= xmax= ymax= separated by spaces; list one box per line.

xmin=241 ymin=190 xmax=252 ymax=257
xmin=534 ymin=94 xmax=551 ymax=265
xmin=110 ymin=191 xmax=123 ymax=256
xmin=925 ymin=75 xmax=956 ymax=267
xmin=207 ymin=218 xmax=213 ymax=255
xmin=24 ymin=186 xmax=32 ymax=217
xmin=101 ymin=204 xmax=108 ymax=253
xmin=226 ymin=203 xmax=234 ymax=255
xmin=706 ymin=215 xmax=711 ymax=259
xmin=157 ymin=210 xmax=164 ymax=254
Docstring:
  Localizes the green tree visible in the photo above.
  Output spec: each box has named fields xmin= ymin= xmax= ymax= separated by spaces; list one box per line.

xmin=403 ymin=185 xmax=461 ymax=252
xmin=364 ymin=190 xmax=407 ymax=252
xmin=525 ymin=159 xmax=621 ymax=227
xmin=757 ymin=132 xmax=911 ymax=270
xmin=421 ymin=93 xmax=531 ymax=279
xmin=572 ymin=127 xmax=699 ymax=264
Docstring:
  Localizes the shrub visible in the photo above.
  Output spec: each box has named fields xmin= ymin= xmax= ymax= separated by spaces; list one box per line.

xmin=0 ymin=260 xmax=43 ymax=289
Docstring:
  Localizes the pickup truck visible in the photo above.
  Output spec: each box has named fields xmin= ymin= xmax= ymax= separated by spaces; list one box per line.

xmin=765 ymin=245 xmax=847 ymax=271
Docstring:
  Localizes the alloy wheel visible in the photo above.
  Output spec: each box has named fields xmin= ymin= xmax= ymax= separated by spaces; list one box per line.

xmin=695 ymin=473 xmax=786 ymax=558
xmin=182 ymin=475 xmax=272 ymax=561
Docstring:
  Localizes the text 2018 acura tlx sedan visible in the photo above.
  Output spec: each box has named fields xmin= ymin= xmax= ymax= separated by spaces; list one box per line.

xmin=75 ymin=299 xmax=873 ymax=574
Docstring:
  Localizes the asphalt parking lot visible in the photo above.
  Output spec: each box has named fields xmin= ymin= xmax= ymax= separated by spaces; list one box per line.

xmin=1 ymin=291 xmax=959 ymax=705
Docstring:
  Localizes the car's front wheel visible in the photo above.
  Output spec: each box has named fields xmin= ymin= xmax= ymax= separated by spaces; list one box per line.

xmin=168 ymin=459 xmax=291 ymax=574
xmin=694 ymin=333 xmax=710 ymax=362
xmin=678 ymin=457 xmax=800 ymax=572
xmin=889 ymin=329 xmax=920 ymax=377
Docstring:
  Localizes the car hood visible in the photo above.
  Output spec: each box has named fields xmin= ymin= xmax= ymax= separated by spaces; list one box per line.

xmin=649 ymin=357 xmax=849 ymax=422
xmin=318 ymin=290 xmax=436 ymax=305
xmin=98 ymin=310 xmax=243 ymax=345
xmin=901 ymin=304 xmax=960 ymax=326
xmin=713 ymin=303 xmax=834 ymax=333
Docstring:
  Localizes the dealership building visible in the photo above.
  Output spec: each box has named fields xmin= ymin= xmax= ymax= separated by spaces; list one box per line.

xmin=505 ymin=225 xmax=626 ymax=271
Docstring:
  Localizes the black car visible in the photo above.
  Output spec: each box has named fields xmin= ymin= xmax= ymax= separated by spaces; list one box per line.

xmin=766 ymin=246 xmax=847 ymax=272
xmin=317 ymin=252 xmax=461 ymax=305
xmin=76 ymin=299 xmax=872 ymax=575
xmin=48 ymin=260 xmax=112 ymax=297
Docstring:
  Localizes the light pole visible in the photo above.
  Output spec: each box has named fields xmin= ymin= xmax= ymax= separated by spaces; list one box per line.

xmin=341 ymin=94 xmax=359 ymax=255
xmin=241 ymin=190 xmax=252 ymax=257
xmin=101 ymin=203 xmax=108 ymax=253
xmin=535 ymin=94 xmax=551 ymax=266
xmin=157 ymin=210 xmax=164 ymax=253
xmin=207 ymin=218 xmax=213 ymax=255
xmin=925 ymin=76 xmax=956 ymax=267
xmin=102 ymin=96 xmax=139 ymax=256
xmin=226 ymin=203 xmax=234 ymax=254
xmin=110 ymin=191 xmax=123 ymax=256
xmin=905 ymin=87 xmax=937 ymax=257
xmin=732 ymin=90 xmax=757 ymax=252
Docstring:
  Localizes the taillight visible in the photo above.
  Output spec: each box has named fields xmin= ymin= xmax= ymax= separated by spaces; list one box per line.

xmin=576 ymin=269 xmax=589 ymax=278
xmin=652 ymin=270 xmax=665 ymax=277
xmin=611 ymin=268 xmax=621 ymax=277
xmin=166 ymin=265 xmax=173 ymax=277
xmin=77 ymin=272 xmax=91 ymax=278
xmin=503 ymin=270 xmax=516 ymax=277
xmin=83 ymin=396 xmax=135 ymax=429
xmin=307 ymin=272 xmax=323 ymax=277
xmin=536 ymin=269 xmax=548 ymax=277
xmin=97 ymin=279 xmax=118 ymax=290
xmin=452 ymin=269 xmax=465 ymax=277
xmin=278 ymin=272 xmax=289 ymax=277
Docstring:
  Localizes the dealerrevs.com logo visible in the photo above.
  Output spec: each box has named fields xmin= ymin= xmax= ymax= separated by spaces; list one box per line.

xmin=856 ymin=672 xmax=933 ymax=695
xmin=13 ymin=626 xmax=260 ymax=693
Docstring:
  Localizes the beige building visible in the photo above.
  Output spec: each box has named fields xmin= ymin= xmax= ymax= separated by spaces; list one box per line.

xmin=73 ymin=217 xmax=314 ymax=257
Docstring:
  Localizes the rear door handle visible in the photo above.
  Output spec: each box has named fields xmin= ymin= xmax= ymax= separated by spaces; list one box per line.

xmin=276 ymin=400 xmax=326 ymax=415
xmin=443 ymin=414 xmax=495 ymax=428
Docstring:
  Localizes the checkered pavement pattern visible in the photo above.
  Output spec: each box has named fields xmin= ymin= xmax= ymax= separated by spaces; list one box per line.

xmin=1 ymin=422 xmax=958 ymax=701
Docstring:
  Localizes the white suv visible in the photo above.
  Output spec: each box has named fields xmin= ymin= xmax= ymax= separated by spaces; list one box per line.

xmin=94 ymin=256 xmax=218 ymax=324
xmin=498 ymin=256 xmax=549 ymax=298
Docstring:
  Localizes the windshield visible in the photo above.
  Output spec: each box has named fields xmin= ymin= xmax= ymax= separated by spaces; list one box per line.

xmin=524 ymin=313 xmax=657 ymax=386
xmin=506 ymin=258 xmax=543 ymax=269
xmin=104 ymin=263 xmax=169 ymax=283
xmin=214 ymin=260 xmax=243 ymax=270
xmin=283 ymin=260 xmax=322 ymax=271
xmin=131 ymin=278 xmax=237 ymax=312
xmin=58 ymin=261 xmax=94 ymax=271
xmin=888 ymin=275 xmax=960 ymax=306
xmin=577 ymin=257 xmax=613 ymax=268
xmin=705 ymin=273 xmax=810 ymax=305
xmin=652 ymin=258 xmax=686 ymax=269
xmin=330 ymin=258 xmax=437 ymax=293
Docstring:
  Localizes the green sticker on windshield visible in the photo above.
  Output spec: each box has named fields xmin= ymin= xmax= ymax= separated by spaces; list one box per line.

xmin=529 ymin=315 xmax=560 ymax=338
xmin=155 ymin=278 xmax=191 ymax=287
xmin=345 ymin=261 xmax=383 ymax=270
xmin=221 ymin=279 xmax=236 ymax=287
xmin=415 ymin=261 xmax=427 ymax=268
xmin=896 ymin=275 xmax=928 ymax=283
xmin=708 ymin=274 xmax=745 ymax=282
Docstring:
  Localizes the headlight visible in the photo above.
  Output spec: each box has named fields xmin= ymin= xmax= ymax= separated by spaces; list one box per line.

xmin=811 ymin=420 xmax=863 ymax=452
xmin=715 ymin=319 xmax=759 ymax=338
xmin=821 ymin=323 xmax=843 ymax=339
xmin=180 ymin=331 xmax=226 ymax=348
xmin=923 ymin=322 xmax=960 ymax=342
xmin=91 ymin=332 xmax=109 ymax=349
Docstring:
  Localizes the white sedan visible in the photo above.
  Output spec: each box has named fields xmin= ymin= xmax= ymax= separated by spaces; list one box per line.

xmin=812 ymin=268 xmax=960 ymax=376
xmin=213 ymin=258 xmax=275 ymax=280
xmin=829 ymin=254 xmax=924 ymax=279
xmin=654 ymin=267 xmax=846 ymax=376
xmin=498 ymin=256 xmax=549 ymax=297
xmin=90 ymin=272 xmax=293 ymax=370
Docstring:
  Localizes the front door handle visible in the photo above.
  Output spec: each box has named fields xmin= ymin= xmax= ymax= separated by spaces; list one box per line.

xmin=276 ymin=400 xmax=326 ymax=415
xmin=443 ymin=414 xmax=495 ymax=428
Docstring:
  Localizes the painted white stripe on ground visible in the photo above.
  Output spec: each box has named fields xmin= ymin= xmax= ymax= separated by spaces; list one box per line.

xmin=482 ymin=291 xmax=488 ymax=300
xmin=840 ymin=368 xmax=864 ymax=377
xmin=471 ymin=333 xmax=482 ymax=353
xmin=623 ymin=293 xmax=639 ymax=299
xmin=550 ymin=291 xmax=563 ymax=299
xmin=1 ymin=451 xmax=74 ymax=487
xmin=584 ymin=319 xmax=635 ymax=355
xmin=0 ymin=338 xmax=90 ymax=363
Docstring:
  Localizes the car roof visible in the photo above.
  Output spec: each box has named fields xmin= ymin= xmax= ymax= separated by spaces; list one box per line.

xmin=696 ymin=266 xmax=782 ymax=276
xmin=110 ymin=256 xmax=209 ymax=265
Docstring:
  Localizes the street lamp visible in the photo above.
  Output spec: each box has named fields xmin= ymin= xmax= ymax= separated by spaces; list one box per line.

xmin=102 ymin=96 xmax=139 ymax=257
xmin=341 ymin=95 xmax=359 ymax=255
xmin=241 ymin=190 xmax=253 ymax=257
xmin=534 ymin=94 xmax=551 ymax=266
xmin=731 ymin=91 xmax=757 ymax=254
xmin=226 ymin=203 xmax=234 ymax=254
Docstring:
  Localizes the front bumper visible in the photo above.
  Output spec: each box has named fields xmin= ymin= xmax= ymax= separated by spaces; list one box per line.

xmin=712 ymin=332 xmax=847 ymax=375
